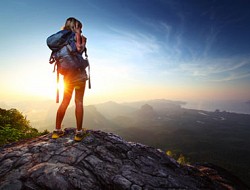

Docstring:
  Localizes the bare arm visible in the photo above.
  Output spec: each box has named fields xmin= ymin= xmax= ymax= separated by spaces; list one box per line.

xmin=75 ymin=32 xmax=86 ymax=53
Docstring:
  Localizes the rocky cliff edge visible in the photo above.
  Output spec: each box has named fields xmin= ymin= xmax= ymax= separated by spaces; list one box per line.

xmin=0 ymin=128 xmax=248 ymax=190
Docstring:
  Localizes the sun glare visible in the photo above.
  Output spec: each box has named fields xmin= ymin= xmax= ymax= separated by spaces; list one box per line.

xmin=18 ymin=70 xmax=65 ymax=100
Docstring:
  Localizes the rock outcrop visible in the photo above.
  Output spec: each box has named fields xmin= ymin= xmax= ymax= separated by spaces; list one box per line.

xmin=0 ymin=128 xmax=248 ymax=190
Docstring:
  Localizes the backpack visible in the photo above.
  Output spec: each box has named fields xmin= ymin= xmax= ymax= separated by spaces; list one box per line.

xmin=47 ymin=30 xmax=89 ymax=75
xmin=47 ymin=30 xmax=91 ymax=103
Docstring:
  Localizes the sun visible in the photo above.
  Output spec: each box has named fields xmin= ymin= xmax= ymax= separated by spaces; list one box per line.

xmin=20 ymin=71 xmax=65 ymax=100
xmin=56 ymin=77 xmax=65 ymax=102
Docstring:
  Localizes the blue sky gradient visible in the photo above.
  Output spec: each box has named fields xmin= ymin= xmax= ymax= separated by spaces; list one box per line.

xmin=1 ymin=0 xmax=250 ymax=104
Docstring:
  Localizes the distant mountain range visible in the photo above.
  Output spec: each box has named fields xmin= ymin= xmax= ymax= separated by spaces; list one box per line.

xmin=183 ymin=99 xmax=250 ymax=114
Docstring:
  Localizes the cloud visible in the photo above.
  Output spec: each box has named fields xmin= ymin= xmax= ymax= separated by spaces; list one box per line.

xmin=210 ymin=72 xmax=250 ymax=82
xmin=108 ymin=27 xmax=160 ymax=56
xmin=179 ymin=56 xmax=250 ymax=82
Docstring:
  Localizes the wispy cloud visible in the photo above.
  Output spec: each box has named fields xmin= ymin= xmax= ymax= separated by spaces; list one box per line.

xmin=210 ymin=72 xmax=250 ymax=82
xmin=179 ymin=57 xmax=250 ymax=82
xmin=102 ymin=26 xmax=161 ymax=59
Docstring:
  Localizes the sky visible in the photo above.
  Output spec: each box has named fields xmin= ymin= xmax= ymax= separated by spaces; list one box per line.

xmin=1 ymin=0 xmax=250 ymax=106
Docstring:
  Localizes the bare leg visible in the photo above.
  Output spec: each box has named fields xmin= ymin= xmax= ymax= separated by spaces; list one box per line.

xmin=55 ymin=83 xmax=74 ymax=130
xmin=75 ymin=82 xmax=86 ymax=131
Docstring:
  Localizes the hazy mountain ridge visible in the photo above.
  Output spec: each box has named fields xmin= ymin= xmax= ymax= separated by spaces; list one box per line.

xmin=2 ymin=99 xmax=249 ymax=129
xmin=183 ymin=100 xmax=250 ymax=115
xmin=93 ymin=101 xmax=137 ymax=120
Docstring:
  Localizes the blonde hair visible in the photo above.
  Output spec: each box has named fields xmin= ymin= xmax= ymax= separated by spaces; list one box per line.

xmin=63 ymin=17 xmax=82 ymax=32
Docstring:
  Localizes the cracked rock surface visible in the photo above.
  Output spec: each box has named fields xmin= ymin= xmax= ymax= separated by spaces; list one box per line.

xmin=0 ymin=128 xmax=248 ymax=190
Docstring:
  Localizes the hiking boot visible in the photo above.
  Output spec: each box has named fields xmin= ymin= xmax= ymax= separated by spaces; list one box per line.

xmin=52 ymin=130 xmax=64 ymax=139
xmin=74 ymin=129 xmax=86 ymax=142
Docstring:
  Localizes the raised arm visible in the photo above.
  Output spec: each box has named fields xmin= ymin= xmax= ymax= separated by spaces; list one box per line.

xmin=75 ymin=26 xmax=86 ymax=53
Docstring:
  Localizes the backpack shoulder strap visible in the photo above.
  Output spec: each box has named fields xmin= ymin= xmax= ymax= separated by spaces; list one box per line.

xmin=84 ymin=48 xmax=91 ymax=89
